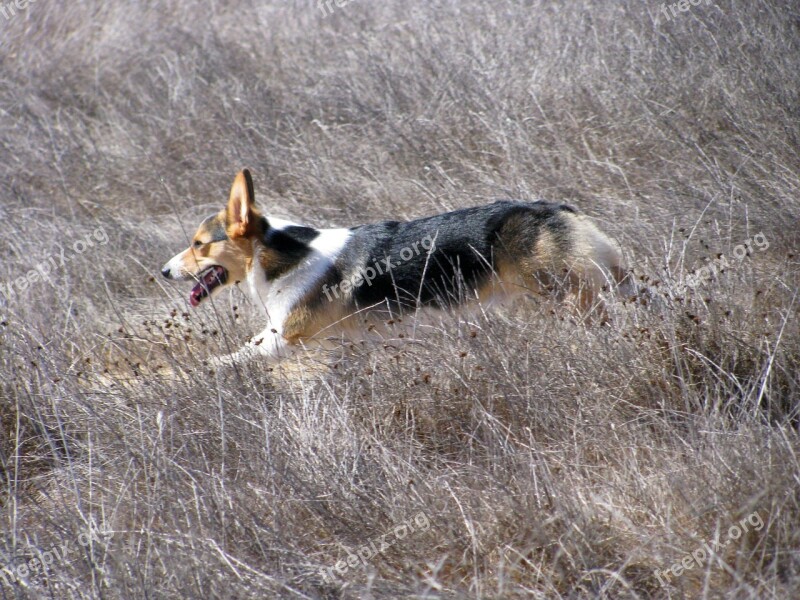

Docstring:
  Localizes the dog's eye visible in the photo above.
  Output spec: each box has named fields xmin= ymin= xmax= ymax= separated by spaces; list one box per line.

xmin=193 ymin=240 xmax=204 ymax=248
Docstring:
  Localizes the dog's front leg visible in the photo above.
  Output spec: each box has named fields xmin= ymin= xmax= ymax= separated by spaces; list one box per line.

xmin=208 ymin=329 xmax=290 ymax=369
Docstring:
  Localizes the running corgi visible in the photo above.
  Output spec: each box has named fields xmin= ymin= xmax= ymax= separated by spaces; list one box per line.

xmin=161 ymin=169 xmax=630 ymax=365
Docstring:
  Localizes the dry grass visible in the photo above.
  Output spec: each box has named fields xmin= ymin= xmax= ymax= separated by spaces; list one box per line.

xmin=1 ymin=0 xmax=799 ymax=598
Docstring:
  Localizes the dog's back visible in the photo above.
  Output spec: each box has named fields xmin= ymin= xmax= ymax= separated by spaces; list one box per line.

xmin=334 ymin=200 xmax=626 ymax=315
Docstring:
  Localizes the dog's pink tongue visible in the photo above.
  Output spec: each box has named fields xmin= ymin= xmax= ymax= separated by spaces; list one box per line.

xmin=189 ymin=286 xmax=202 ymax=307
xmin=189 ymin=266 xmax=226 ymax=307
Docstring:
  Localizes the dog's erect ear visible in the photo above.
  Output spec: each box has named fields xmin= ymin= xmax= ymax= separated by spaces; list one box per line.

xmin=226 ymin=169 xmax=255 ymax=238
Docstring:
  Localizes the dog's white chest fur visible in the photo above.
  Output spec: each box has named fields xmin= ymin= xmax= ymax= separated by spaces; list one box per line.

xmin=247 ymin=225 xmax=352 ymax=334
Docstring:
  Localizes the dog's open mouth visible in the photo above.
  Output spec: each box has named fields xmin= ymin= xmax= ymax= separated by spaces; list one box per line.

xmin=189 ymin=266 xmax=228 ymax=307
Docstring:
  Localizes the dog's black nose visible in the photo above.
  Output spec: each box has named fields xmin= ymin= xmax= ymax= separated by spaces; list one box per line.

xmin=161 ymin=267 xmax=171 ymax=279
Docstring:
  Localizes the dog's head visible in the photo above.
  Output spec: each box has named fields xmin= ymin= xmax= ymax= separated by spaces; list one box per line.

xmin=161 ymin=169 xmax=260 ymax=306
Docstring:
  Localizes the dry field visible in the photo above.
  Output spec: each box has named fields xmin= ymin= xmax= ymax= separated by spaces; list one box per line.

xmin=1 ymin=1 xmax=799 ymax=598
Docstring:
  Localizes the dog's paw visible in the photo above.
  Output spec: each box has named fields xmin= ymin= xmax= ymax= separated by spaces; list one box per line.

xmin=205 ymin=352 xmax=248 ymax=370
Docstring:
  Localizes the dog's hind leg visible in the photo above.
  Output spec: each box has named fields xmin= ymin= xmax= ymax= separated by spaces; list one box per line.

xmin=499 ymin=209 xmax=630 ymax=321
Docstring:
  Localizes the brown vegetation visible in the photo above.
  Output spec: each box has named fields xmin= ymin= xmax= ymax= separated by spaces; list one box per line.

xmin=1 ymin=1 xmax=798 ymax=597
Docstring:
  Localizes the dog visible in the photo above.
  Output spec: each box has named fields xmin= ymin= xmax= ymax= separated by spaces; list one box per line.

xmin=161 ymin=169 xmax=630 ymax=366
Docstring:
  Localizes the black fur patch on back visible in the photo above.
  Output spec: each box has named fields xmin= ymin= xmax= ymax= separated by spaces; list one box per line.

xmin=343 ymin=200 xmax=572 ymax=311
xmin=265 ymin=225 xmax=318 ymax=256
xmin=281 ymin=225 xmax=320 ymax=245
xmin=261 ymin=221 xmax=319 ymax=280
